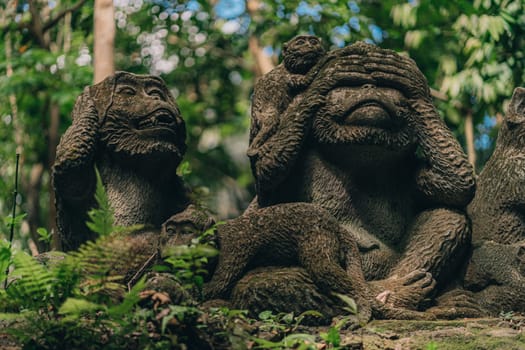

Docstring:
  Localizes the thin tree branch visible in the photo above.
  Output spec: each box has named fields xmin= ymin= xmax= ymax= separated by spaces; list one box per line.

xmin=430 ymin=88 xmax=448 ymax=101
xmin=42 ymin=0 xmax=88 ymax=33
xmin=1 ymin=22 xmax=29 ymax=38
xmin=27 ymin=0 xmax=48 ymax=48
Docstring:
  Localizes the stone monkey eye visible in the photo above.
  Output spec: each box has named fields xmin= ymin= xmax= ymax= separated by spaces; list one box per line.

xmin=118 ymin=86 xmax=136 ymax=96
xmin=309 ymin=38 xmax=319 ymax=45
xmin=180 ymin=224 xmax=195 ymax=235
xmin=295 ymin=38 xmax=306 ymax=45
xmin=165 ymin=222 xmax=196 ymax=236
xmin=147 ymin=88 xmax=165 ymax=100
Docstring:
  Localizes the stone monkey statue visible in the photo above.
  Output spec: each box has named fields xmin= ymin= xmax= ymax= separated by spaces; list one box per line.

xmin=161 ymin=202 xmax=374 ymax=323
xmin=238 ymin=42 xmax=475 ymax=316
xmin=247 ymin=35 xmax=327 ymax=162
xmin=208 ymin=203 xmax=372 ymax=323
xmin=464 ymin=87 xmax=525 ymax=314
xmin=53 ymin=72 xmax=191 ymax=251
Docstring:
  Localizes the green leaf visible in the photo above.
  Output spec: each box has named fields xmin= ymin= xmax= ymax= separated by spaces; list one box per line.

xmin=281 ymin=311 xmax=294 ymax=324
xmin=0 ymin=241 xmax=11 ymax=284
xmin=294 ymin=310 xmax=323 ymax=326
xmin=333 ymin=293 xmax=358 ymax=315
xmin=108 ymin=276 xmax=145 ymax=318
xmin=58 ymin=298 xmax=105 ymax=316
xmin=4 ymin=213 xmax=27 ymax=228
xmin=426 ymin=341 xmax=439 ymax=350
xmin=282 ymin=333 xmax=316 ymax=347
xmin=251 ymin=338 xmax=282 ymax=348
xmin=37 ymin=227 xmax=52 ymax=243
xmin=86 ymin=167 xmax=114 ymax=237
xmin=176 ymin=161 xmax=192 ymax=177
xmin=0 ymin=312 xmax=29 ymax=322
xmin=258 ymin=310 xmax=273 ymax=320
xmin=7 ymin=250 xmax=57 ymax=309
xmin=320 ymin=327 xmax=341 ymax=346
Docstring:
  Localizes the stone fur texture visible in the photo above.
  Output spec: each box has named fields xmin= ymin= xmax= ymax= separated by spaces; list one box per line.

xmin=229 ymin=41 xmax=475 ymax=320
xmin=247 ymin=35 xmax=327 ymax=162
xmin=53 ymin=72 xmax=190 ymax=251
xmin=465 ymin=87 xmax=525 ymax=314
xmin=205 ymin=202 xmax=372 ymax=323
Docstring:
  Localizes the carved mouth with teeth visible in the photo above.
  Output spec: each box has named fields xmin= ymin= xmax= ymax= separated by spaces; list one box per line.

xmin=135 ymin=109 xmax=178 ymax=136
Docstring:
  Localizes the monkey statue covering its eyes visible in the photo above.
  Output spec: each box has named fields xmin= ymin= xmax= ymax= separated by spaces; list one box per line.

xmin=216 ymin=42 xmax=475 ymax=321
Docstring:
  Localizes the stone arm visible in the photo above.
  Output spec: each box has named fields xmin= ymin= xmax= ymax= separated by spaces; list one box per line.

xmin=248 ymin=58 xmax=330 ymax=158
xmin=411 ymin=100 xmax=475 ymax=207
xmin=365 ymin=53 xmax=475 ymax=207
xmin=247 ymin=73 xmax=286 ymax=156
xmin=53 ymin=88 xmax=99 ymax=200
xmin=249 ymin=93 xmax=320 ymax=204
xmin=287 ymin=55 xmax=331 ymax=91
xmin=250 ymin=52 xmax=367 ymax=206
xmin=53 ymin=88 xmax=99 ymax=250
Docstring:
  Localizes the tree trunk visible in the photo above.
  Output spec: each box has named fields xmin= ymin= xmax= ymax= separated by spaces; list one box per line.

xmin=248 ymin=36 xmax=275 ymax=77
xmin=246 ymin=0 xmax=275 ymax=78
xmin=94 ymin=0 xmax=115 ymax=83
xmin=465 ymin=110 xmax=476 ymax=169
xmin=4 ymin=31 xmax=23 ymax=155
xmin=6 ymin=0 xmax=88 ymax=251
xmin=496 ymin=112 xmax=503 ymax=126
xmin=48 ymin=102 xmax=60 ymax=240
xmin=27 ymin=163 xmax=45 ymax=253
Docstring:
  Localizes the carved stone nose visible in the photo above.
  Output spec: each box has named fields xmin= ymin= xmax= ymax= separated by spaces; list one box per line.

xmin=362 ymin=83 xmax=376 ymax=89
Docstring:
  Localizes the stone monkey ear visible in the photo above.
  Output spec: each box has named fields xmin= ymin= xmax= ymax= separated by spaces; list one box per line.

xmin=506 ymin=87 xmax=525 ymax=125
xmin=282 ymin=41 xmax=289 ymax=56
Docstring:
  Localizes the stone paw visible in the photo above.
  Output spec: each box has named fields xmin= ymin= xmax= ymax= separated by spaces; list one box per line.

xmin=370 ymin=269 xmax=436 ymax=310
xmin=427 ymin=288 xmax=487 ymax=319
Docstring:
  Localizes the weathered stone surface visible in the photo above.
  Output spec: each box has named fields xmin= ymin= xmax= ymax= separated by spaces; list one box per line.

xmin=211 ymin=41 xmax=475 ymax=320
xmin=204 ymin=203 xmax=371 ymax=323
xmin=465 ymin=86 xmax=525 ymax=315
xmin=53 ymin=72 xmax=191 ymax=251
xmin=248 ymin=35 xmax=327 ymax=161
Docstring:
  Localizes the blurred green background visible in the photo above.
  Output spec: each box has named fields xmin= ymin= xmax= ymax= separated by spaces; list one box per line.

xmin=1 ymin=0 xmax=524 ymax=253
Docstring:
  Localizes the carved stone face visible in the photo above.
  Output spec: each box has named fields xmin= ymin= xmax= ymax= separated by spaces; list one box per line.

xmin=95 ymin=72 xmax=186 ymax=165
xmin=283 ymin=35 xmax=325 ymax=74
xmin=313 ymin=82 xmax=416 ymax=163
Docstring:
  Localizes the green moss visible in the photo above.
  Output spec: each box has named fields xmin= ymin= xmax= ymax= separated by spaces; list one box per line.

xmin=368 ymin=319 xmax=469 ymax=333
xmin=362 ymin=318 xmax=525 ymax=350
xmin=419 ymin=335 xmax=525 ymax=350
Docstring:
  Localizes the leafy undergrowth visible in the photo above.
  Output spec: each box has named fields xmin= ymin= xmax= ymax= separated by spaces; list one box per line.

xmin=0 ymin=234 xmax=361 ymax=350
xmin=0 ymin=169 xmax=356 ymax=349
xmin=1 ymin=170 xmax=524 ymax=349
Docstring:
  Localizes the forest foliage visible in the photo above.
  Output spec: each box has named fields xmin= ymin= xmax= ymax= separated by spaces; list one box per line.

xmin=0 ymin=170 xmax=356 ymax=349
xmin=1 ymin=0 xmax=524 ymax=252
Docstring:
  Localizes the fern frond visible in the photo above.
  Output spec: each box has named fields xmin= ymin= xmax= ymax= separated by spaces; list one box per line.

xmin=6 ymin=251 xmax=56 ymax=310
xmin=67 ymin=229 xmax=159 ymax=302
xmin=58 ymin=298 xmax=106 ymax=318
xmin=86 ymin=167 xmax=114 ymax=237
xmin=0 ymin=239 xmax=12 ymax=286
xmin=108 ymin=276 xmax=145 ymax=319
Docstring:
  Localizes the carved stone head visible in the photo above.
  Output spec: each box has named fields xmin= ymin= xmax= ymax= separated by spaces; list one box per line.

xmin=312 ymin=44 xmax=418 ymax=166
xmin=88 ymin=72 xmax=186 ymax=166
xmin=283 ymin=35 xmax=325 ymax=74
xmin=502 ymin=87 xmax=525 ymax=145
